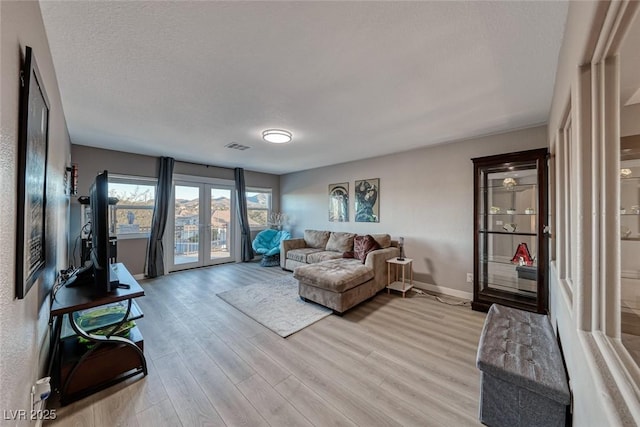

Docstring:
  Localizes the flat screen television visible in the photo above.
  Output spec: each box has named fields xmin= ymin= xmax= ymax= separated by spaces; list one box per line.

xmin=66 ymin=170 xmax=120 ymax=294
xmin=89 ymin=170 xmax=119 ymax=295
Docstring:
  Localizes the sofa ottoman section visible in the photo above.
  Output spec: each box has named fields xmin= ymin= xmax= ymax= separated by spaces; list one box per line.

xmin=294 ymin=259 xmax=375 ymax=313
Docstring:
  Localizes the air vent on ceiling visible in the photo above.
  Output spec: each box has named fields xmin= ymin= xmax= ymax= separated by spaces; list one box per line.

xmin=225 ymin=142 xmax=251 ymax=151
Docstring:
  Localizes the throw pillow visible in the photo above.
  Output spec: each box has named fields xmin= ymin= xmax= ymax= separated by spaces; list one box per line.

xmin=353 ymin=234 xmax=381 ymax=263
xmin=342 ymin=251 xmax=355 ymax=259
xmin=304 ymin=230 xmax=331 ymax=249
xmin=326 ymin=232 xmax=356 ymax=253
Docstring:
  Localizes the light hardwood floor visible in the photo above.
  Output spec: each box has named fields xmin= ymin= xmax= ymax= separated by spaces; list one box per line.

xmin=47 ymin=261 xmax=486 ymax=427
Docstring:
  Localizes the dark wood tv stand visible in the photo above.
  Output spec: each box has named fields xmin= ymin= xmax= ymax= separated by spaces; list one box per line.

xmin=49 ymin=263 xmax=147 ymax=405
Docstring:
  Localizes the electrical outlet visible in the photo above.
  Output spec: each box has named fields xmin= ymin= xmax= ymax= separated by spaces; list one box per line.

xmin=466 ymin=273 xmax=473 ymax=283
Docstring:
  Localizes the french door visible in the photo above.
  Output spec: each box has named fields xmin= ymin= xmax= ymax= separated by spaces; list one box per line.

xmin=168 ymin=177 xmax=235 ymax=272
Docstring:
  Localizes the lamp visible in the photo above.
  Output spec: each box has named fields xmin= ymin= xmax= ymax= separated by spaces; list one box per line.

xmin=262 ymin=129 xmax=292 ymax=144
xmin=398 ymin=237 xmax=405 ymax=261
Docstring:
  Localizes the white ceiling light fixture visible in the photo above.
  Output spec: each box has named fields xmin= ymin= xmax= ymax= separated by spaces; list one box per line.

xmin=262 ymin=129 xmax=292 ymax=144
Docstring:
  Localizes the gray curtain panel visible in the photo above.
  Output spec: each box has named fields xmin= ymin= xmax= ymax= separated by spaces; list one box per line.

xmin=234 ymin=167 xmax=254 ymax=262
xmin=146 ymin=156 xmax=175 ymax=277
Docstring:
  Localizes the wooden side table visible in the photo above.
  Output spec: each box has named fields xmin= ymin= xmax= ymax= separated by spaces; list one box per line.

xmin=386 ymin=257 xmax=414 ymax=297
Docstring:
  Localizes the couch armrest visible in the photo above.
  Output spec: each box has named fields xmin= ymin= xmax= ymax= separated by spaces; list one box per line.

xmin=365 ymin=246 xmax=401 ymax=290
xmin=280 ymin=238 xmax=306 ymax=268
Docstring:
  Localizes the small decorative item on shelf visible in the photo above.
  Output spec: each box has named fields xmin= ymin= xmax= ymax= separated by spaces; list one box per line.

xmin=397 ymin=237 xmax=405 ymax=261
xmin=525 ymin=208 xmax=535 ymax=214
xmin=632 ymin=205 xmax=640 ymax=214
xmin=506 ymin=208 xmax=516 ymax=214
xmin=268 ymin=212 xmax=287 ymax=230
xmin=503 ymin=223 xmax=517 ymax=232
xmin=511 ymin=242 xmax=533 ymax=266
xmin=502 ymin=177 xmax=517 ymax=189
xmin=489 ymin=206 xmax=501 ymax=214
xmin=621 ymin=207 xmax=626 ymax=214
xmin=622 ymin=226 xmax=632 ymax=239
xmin=621 ymin=168 xmax=633 ymax=178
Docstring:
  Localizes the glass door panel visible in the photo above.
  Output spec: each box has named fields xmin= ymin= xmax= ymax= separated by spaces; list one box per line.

xmin=209 ymin=187 xmax=233 ymax=264
xmin=478 ymin=232 xmax=538 ymax=299
xmin=169 ymin=179 xmax=236 ymax=272
xmin=173 ymin=184 xmax=202 ymax=268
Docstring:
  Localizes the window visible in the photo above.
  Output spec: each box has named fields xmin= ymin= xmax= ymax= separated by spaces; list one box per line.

xmin=246 ymin=188 xmax=272 ymax=229
xmin=108 ymin=175 xmax=156 ymax=239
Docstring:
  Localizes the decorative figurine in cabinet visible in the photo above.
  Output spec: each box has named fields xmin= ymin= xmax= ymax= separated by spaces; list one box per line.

xmin=472 ymin=148 xmax=549 ymax=314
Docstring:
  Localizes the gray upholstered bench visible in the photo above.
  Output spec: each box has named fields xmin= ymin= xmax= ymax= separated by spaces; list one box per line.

xmin=476 ymin=304 xmax=570 ymax=427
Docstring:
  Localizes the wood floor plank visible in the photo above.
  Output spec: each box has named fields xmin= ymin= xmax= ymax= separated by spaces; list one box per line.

xmin=301 ymin=323 xmax=373 ymax=360
xmin=274 ymin=375 xmax=357 ymax=427
xmin=198 ymin=332 xmax=256 ymax=385
xmin=250 ymin=331 xmax=404 ymax=427
xmin=135 ymin=399 xmax=182 ymax=427
xmin=91 ymin=381 xmax=140 ymax=427
xmin=207 ymin=318 xmax=292 ymax=386
xmin=103 ymin=358 xmax=168 ymax=415
xmin=153 ymin=352 xmax=226 ymax=426
xmin=47 ymin=261 xmax=486 ymax=427
xmin=47 ymin=399 xmax=94 ymax=427
xmin=180 ymin=342 xmax=269 ymax=427
xmin=345 ymin=302 xmax=480 ymax=368
xmin=287 ymin=332 xmax=445 ymax=427
xmin=237 ymin=374 xmax=313 ymax=427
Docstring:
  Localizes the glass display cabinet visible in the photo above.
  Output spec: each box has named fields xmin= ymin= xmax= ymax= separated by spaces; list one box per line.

xmin=621 ymin=135 xmax=640 ymax=356
xmin=472 ymin=148 xmax=549 ymax=313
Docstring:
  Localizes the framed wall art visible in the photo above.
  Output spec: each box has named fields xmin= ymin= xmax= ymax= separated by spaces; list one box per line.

xmin=16 ymin=46 xmax=50 ymax=299
xmin=355 ymin=178 xmax=379 ymax=222
xmin=329 ymin=182 xmax=349 ymax=222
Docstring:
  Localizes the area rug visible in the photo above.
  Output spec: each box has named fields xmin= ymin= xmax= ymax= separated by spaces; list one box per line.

xmin=217 ymin=275 xmax=332 ymax=338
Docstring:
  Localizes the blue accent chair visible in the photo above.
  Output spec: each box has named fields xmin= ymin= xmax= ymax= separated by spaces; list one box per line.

xmin=252 ymin=229 xmax=291 ymax=266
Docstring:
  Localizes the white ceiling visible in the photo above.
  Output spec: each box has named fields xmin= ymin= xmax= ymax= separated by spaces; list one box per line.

xmin=40 ymin=1 xmax=568 ymax=175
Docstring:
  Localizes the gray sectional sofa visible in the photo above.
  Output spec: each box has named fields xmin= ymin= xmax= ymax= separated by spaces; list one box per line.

xmin=281 ymin=230 xmax=400 ymax=313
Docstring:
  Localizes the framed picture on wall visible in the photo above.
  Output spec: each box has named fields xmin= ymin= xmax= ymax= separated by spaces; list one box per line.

xmin=16 ymin=46 xmax=50 ymax=299
xmin=329 ymin=182 xmax=349 ymax=222
xmin=355 ymin=178 xmax=379 ymax=222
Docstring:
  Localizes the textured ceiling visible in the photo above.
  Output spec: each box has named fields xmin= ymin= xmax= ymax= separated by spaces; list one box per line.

xmin=40 ymin=1 xmax=568 ymax=175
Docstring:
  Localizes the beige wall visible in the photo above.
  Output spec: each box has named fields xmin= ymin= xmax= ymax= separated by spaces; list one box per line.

xmin=621 ymin=103 xmax=640 ymax=137
xmin=71 ymin=145 xmax=280 ymax=275
xmin=281 ymin=125 xmax=546 ymax=295
xmin=0 ymin=0 xmax=71 ymax=420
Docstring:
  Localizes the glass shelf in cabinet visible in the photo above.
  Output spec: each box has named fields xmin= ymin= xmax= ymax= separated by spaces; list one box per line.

xmin=480 ymin=257 xmax=538 ymax=267
xmin=482 ymin=213 xmax=538 ymax=216
xmin=480 ymin=274 xmax=538 ymax=297
xmin=478 ymin=229 xmax=537 ymax=236
xmin=479 ymin=183 xmax=537 ymax=191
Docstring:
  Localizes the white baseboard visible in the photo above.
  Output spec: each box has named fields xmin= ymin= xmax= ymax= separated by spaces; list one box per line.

xmin=412 ymin=280 xmax=473 ymax=301
xmin=133 ymin=273 xmax=145 ymax=280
